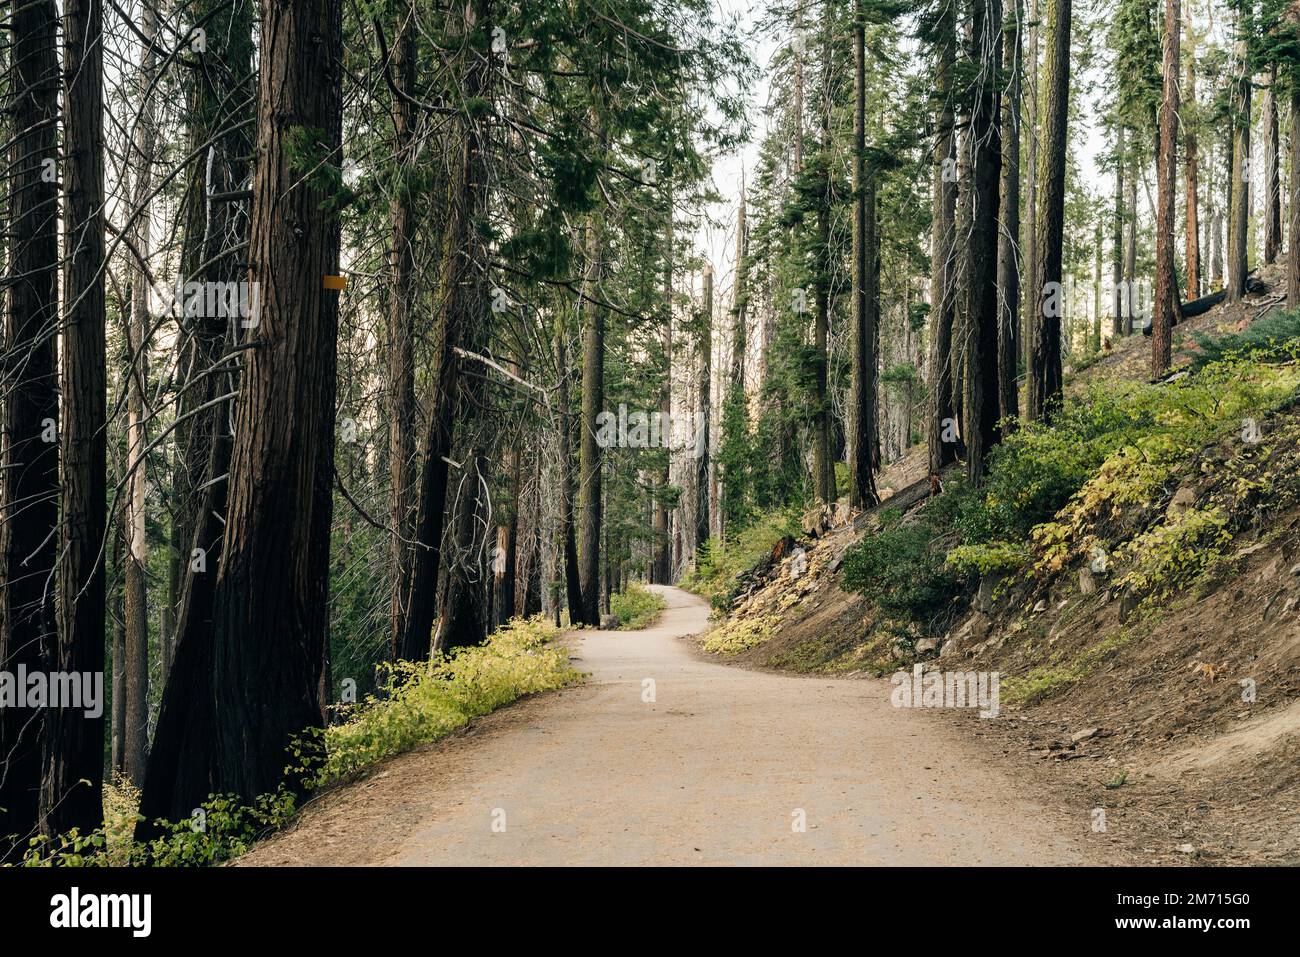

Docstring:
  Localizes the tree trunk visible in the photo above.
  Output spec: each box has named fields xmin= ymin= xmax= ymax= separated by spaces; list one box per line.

xmin=1226 ymin=32 xmax=1250 ymax=302
xmin=927 ymin=2 xmax=959 ymax=478
xmin=1022 ymin=0 xmax=1040 ymax=368
xmin=653 ymin=185 xmax=673 ymax=583
xmin=962 ymin=0 xmax=1004 ymax=482
xmin=997 ymin=0 xmax=1022 ymax=424
xmin=1290 ymin=84 xmax=1300 ymax=308
xmin=122 ymin=0 xmax=160 ymax=788
xmin=400 ymin=0 xmax=491 ymax=659
xmin=1027 ymin=0 xmax=1070 ymax=422
xmin=578 ymin=214 xmax=606 ymax=625
xmin=1124 ymin=150 xmax=1138 ymax=333
xmin=204 ymin=0 xmax=344 ymax=804
xmin=1152 ymin=0 xmax=1179 ymax=377
xmin=46 ymin=0 xmax=108 ymax=841
xmin=0 ymin=0 xmax=60 ymax=857
xmin=695 ymin=267 xmax=713 ymax=550
xmin=850 ymin=7 xmax=880 ymax=508
xmin=1264 ymin=65 xmax=1281 ymax=265
xmin=1184 ymin=18 xmax=1200 ymax=300
xmin=554 ymin=313 xmax=584 ymax=621
xmin=1113 ymin=124 xmax=1126 ymax=334
xmin=387 ymin=0 xmax=418 ymax=655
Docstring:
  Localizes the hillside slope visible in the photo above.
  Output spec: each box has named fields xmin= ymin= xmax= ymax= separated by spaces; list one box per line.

xmin=689 ymin=267 xmax=1300 ymax=864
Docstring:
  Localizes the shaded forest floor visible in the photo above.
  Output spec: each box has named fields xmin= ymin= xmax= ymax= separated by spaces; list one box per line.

xmin=689 ymin=265 xmax=1300 ymax=865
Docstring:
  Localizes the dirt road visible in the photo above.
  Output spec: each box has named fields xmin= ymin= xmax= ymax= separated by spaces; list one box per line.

xmin=242 ymin=586 xmax=1105 ymax=866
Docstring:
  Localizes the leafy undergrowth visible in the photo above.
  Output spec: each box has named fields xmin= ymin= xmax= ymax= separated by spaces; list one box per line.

xmin=19 ymin=617 xmax=580 ymax=867
xmin=609 ymin=583 xmax=667 ymax=629
xmin=680 ymin=506 xmax=801 ymax=604
xmin=700 ymin=308 xmax=1300 ymax=688
xmin=701 ymin=613 xmax=779 ymax=654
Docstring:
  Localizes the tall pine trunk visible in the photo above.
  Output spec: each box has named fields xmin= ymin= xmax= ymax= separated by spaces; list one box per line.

xmin=0 ymin=0 xmax=60 ymax=856
xmin=850 ymin=6 xmax=879 ymax=508
xmin=1226 ymin=32 xmax=1250 ymax=302
xmin=997 ymin=0 xmax=1022 ymax=424
xmin=577 ymin=214 xmax=606 ymax=625
xmin=46 ymin=0 xmax=107 ymax=841
xmin=387 ymin=0 xmax=418 ymax=655
xmin=962 ymin=0 xmax=1004 ymax=481
xmin=1027 ymin=0 xmax=1070 ymax=421
xmin=926 ymin=2 xmax=958 ymax=479
xmin=1152 ymin=0 xmax=1180 ymax=377
xmin=400 ymin=0 xmax=491 ymax=659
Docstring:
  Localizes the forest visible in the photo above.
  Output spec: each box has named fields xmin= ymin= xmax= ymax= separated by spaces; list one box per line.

xmin=1 ymin=0 xmax=1298 ymax=878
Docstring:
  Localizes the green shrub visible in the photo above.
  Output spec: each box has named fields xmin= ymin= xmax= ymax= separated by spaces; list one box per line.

xmin=609 ymin=582 xmax=667 ymax=629
xmin=840 ymin=517 xmax=961 ymax=628
xmin=21 ymin=616 xmax=580 ymax=867
xmin=680 ymin=505 xmax=801 ymax=602
xmin=318 ymin=616 xmax=580 ymax=784
xmin=1190 ymin=308 xmax=1300 ymax=372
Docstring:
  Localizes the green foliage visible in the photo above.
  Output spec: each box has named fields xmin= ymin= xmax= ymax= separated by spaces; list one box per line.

xmin=944 ymin=541 xmax=1030 ymax=579
xmin=1190 ymin=309 xmax=1300 ymax=372
xmin=680 ymin=505 xmax=801 ymax=603
xmin=840 ymin=515 xmax=960 ymax=628
xmin=609 ymin=583 xmax=667 ymax=630
xmin=317 ymin=616 xmax=580 ymax=784
xmin=23 ymin=789 xmax=299 ymax=868
xmin=701 ymin=614 xmax=778 ymax=655
xmin=22 ymin=618 xmax=579 ymax=867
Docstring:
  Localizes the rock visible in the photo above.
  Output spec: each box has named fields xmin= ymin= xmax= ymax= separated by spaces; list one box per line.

xmin=1079 ymin=565 xmax=1096 ymax=596
xmin=1166 ymin=486 xmax=1196 ymax=520
xmin=801 ymin=507 xmax=829 ymax=538
xmin=828 ymin=549 xmax=846 ymax=574
xmin=1032 ymin=599 xmax=1048 ymax=614
xmin=600 ymin=614 xmax=621 ymax=629
xmin=1071 ymin=727 xmax=1100 ymax=743
xmin=1290 ymin=563 xmax=1300 ymax=577
xmin=788 ymin=547 xmax=808 ymax=580
xmin=1175 ymin=844 xmax=1196 ymax=855
xmin=1263 ymin=589 xmax=1286 ymax=622
xmin=974 ymin=575 xmax=1001 ymax=613
xmin=915 ymin=637 xmax=939 ymax=656
xmin=1118 ymin=589 xmax=1140 ymax=623
xmin=969 ymin=612 xmax=991 ymax=642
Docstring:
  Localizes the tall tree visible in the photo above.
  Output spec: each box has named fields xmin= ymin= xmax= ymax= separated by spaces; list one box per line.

xmin=386 ymin=0 xmax=419 ymax=654
xmin=1152 ymin=0 xmax=1180 ymax=376
xmin=926 ymin=0 xmax=959 ymax=479
xmin=1263 ymin=64 xmax=1282 ymax=264
xmin=997 ymin=0 xmax=1023 ymax=424
xmin=122 ymin=0 xmax=160 ymax=787
xmin=400 ymin=0 xmax=492 ymax=657
xmin=143 ymin=0 xmax=346 ymax=814
xmin=1027 ymin=0 xmax=1070 ymax=421
xmin=577 ymin=211 xmax=607 ymax=625
xmin=695 ymin=266 xmax=713 ymax=552
xmin=849 ymin=3 xmax=880 ymax=508
xmin=962 ymin=0 xmax=1005 ymax=480
xmin=1113 ymin=123 xmax=1127 ymax=333
xmin=1226 ymin=16 xmax=1251 ymax=302
xmin=44 ymin=0 xmax=107 ymax=839
xmin=0 ymin=0 xmax=60 ymax=857
xmin=1184 ymin=13 xmax=1201 ymax=300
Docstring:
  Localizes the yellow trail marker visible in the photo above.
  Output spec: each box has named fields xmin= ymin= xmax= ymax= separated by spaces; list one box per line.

xmin=323 ymin=274 xmax=348 ymax=291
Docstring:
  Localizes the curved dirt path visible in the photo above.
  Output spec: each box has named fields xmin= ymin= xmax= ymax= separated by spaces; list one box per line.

xmin=241 ymin=586 xmax=1100 ymax=866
